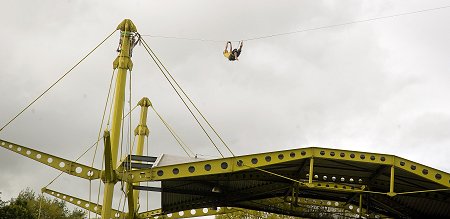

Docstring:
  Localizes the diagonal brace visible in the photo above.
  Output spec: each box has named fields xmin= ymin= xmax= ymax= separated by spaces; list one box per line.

xmin=0 ymin=139 xmax=100 ymax=180
xmin=42 ymin=187 xmax=126 ymax=218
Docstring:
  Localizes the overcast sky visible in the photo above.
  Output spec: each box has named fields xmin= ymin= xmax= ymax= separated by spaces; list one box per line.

xmin=1 ymin=0 xmax=450 ymax=218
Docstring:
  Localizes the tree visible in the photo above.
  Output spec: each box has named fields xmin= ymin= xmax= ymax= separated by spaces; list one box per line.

xmin=0 ymin=188 xmax=85 ymax=219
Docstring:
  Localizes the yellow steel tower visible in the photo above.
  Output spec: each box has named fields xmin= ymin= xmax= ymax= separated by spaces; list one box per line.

xmin=102 ymin=19 xmax=137 ymax=219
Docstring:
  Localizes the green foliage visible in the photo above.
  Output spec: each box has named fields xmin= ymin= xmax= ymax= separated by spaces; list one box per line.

xmin=216 ymin=209 xmax=297 ymax=219
xmin=0 ymin=188 xmax=85 ymax=219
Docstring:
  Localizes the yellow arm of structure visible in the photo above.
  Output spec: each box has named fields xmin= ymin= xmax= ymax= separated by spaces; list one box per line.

xmin=125 ymin=147 xmax=450 ymax=189
xmin=41 ymin=188 xmax=127 ymax=218
xmin=137 ymin=198 xmax=386 ymax=219
xmin=138 ymin=207 xmax=242 ymax=219
xmin=259 ymin=197 xmax=387 ymax=218
xmin=0 ymin=139 xmax=100 ymax=180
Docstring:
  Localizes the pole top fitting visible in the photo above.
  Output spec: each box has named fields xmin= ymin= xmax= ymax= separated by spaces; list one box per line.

xmin=138 ymin=97 xmax=152 ymax=107
xmin=116 ymin=19 xmax=138 ymax=32
xmin=103 ymin=129 xmax=111 ymax=138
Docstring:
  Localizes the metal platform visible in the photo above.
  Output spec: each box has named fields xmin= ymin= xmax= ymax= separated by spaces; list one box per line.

xmin=128 ymin=147 xmax=450 ymax=218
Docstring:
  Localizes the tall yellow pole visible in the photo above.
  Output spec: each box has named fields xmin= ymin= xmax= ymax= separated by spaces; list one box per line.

xmin=102 ymin=19 xmax=137 ymax=219
xmin=132 ymin=97 xmax=151 ymax=210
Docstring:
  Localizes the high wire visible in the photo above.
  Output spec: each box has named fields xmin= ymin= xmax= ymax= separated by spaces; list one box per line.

xmin=141 ymin=4 xmax=450 ymax=43
xmin=140 ymin=38 xmax=236 ymax=157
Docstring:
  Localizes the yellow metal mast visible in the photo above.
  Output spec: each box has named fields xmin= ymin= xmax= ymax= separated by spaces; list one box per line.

xmin=102 ymin=19 xmax=137 ymax=219
xmin=132 ymin=97 xmax=151 ymax=210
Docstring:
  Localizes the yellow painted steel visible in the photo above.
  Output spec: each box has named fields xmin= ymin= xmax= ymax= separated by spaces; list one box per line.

xmin=308 ymin=157 xmax=314 ymax=185
xmin=102 ymin=19 xmax=137 ymax=219
xmin=138 ymin=207 xmax=241 ymax=219
xmin=0 ymin=140 xmax=101 ymax=180
xmin=42 ymin=188 xmax=127 ymax=218
xmin=272 ymin=196 xmax=383 ymax=218
xmin=125 ymin=147 xmax=450 ymax=189
xmin=132 ymin=97 xmax=151 ymax=211
xmin=126 ymin=183 xmax=136 ymax=219
xmin=388 ymin=165 xmax=396 ymax=197
xmin=103 ymin=130 xmax=116 ymax=183
xmin=299 ymin=181 xmax=365 ymax=193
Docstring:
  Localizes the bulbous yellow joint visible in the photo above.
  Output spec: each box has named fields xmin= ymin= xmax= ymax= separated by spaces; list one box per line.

xmin=103 ymin=130 xmax=110 ymax=138
xmin=134 ymin=125 xmax=150 ymax=136
xmin=116 ymin=19 xmax=138 ymax=32
xmin=138 ymin=97 xmax=152 ymax=107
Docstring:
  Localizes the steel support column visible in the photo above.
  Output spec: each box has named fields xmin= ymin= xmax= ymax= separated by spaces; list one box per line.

xmin=102 ymin=19 xmax=137 ymax=219
xmin=132 ymin=97 xmax=151 ymax=211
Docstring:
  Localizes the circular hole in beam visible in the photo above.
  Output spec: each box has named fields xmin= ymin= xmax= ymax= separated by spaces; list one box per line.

xmin=435 ymin=173 xmax=442 ymax=180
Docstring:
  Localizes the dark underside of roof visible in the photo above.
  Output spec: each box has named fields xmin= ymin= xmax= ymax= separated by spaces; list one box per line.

xmin=158 ymin=158 xmax=450 ymax=218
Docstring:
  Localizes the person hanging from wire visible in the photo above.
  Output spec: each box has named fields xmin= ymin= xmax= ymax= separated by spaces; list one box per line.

xmin=223 ymin=41 xmax=243 ymax=61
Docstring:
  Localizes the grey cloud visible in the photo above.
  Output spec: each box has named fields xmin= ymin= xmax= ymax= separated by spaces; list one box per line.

xmin=1 ymin=1 xmax=449 ymax=213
